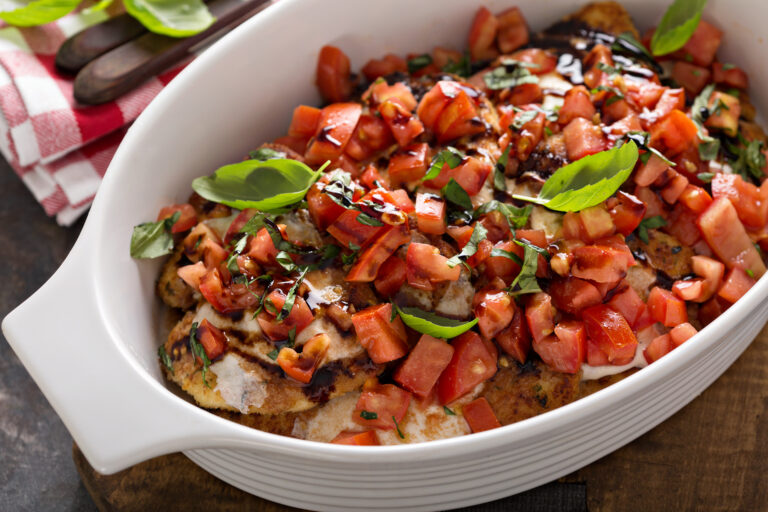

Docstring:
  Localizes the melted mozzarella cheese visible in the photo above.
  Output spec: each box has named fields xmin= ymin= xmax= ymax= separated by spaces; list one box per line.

xmin=529 ymin=206 xmax=562 ymax=239
xmin=434 ymin=274 xmax=474 ymax=318
xmin=210 ymin=353 xmax=268 ymax=412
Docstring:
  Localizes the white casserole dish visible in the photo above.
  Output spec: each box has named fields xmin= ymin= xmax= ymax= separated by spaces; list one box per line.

xmin=4 ymin=0 xmax=768 ymax=510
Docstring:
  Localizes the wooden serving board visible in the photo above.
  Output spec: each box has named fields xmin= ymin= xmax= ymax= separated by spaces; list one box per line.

xmin=74 ymin=323 xmax=768 ymax=511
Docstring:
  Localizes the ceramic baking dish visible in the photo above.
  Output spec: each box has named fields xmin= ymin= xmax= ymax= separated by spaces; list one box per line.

xmin=4 ymin=0 xmax=768 ymax=510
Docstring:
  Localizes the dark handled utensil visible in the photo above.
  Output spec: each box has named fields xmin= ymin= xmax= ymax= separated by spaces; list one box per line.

xmin=70 ymin=0 xmax=272 ymax=105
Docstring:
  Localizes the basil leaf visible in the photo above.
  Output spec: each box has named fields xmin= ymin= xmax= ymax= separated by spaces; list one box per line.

xmin=442 ymin=51 xmax=471 ymax=77
xmin=727 ymin=137 xmax=766 ymax=182
xmin=188 ymin=322 xmax=212 ymax=388
xmin=267 ymin=349 xmax=279 ymax=361
xmin=635 ymin=215 xmax=667 ymax=244
xmin=275 ymin=251 xmax=299 ymax=273
xmin=249 ymin=147 xmax=287 ymax=161
xmin=225 ymin=234 xmax=250 ymax=274
xmin=0 ymin=0 xmax=78 ymax=26
xmin=192 ymin=158 xmax=329 ymax=212
xmin=443 ymin=406 xmax=456 ymax=416
xmin=394 ymin=304 xmax=478 ymax=339
xmin=360 ymin=410 xmax=378 ymax=420
xmin=446 ymin=223 xmax=488 ymax=268
xmin=494 ymin=145 xmax=510 ymax=192
xmin=515 ymin=238 xmax=550 ymax=260
xmin=650 ymin=0 xmax=707 ymax=56
xmin=621 ymin=131 xmax=675 ymax=166
xmin=124 ymin=0 xmax=215 ymax=37
xmin=484 ymin=61 xmax=539 ymax=90
xmin=355 ymin=212 xmax=384 ymax=227
xmin=158 ymin=345 xmax=174 ymax=375
xmin=698 ymin=139 xmax=720 ymax=161
xmin=697 ymin=172 xmax=714 ymax=183
xmin=407 ymin=54 xmax=433 ymax=74
xmin=423 ymin=147 xmax=464 ymax=182
xmin=277 ymin=268 xmax=308 ymax=322
xmin=474 ymin=200 xmax=531 ymax=230
xmin=507 ymin=244 xmax=541 ymax=297
xmin=130 ymin=211 xmax=180 ymax=259
xmin=441 ymin=178 xmax=473 ymax=211
xmin=592 ymin=85 xmax=624 ymax=105
xmin=393 ymin=415 xmax=405 ymax=439
xmin=512 ymin=141 xmax=639 ymax=212
xmin=510 ymin=110 xmax=538 ymax=131
xmin=490 ymin=247 xmax=523 ymax=266
xmin=239 ymin=211 xmax=272 ymax=236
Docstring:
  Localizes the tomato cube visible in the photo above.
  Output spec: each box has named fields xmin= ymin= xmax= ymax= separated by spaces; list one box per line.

xmin=563 ymin=117 xmax=606 ymax=161
xmin=361 ymin=53 xmax=407 ymax=81
xmin=434 ymin=90 xmax=485 ymax=143
xmin=305 ymin=103 xmax=362 ymax=164
xmin=474 ymin=288 xmax=515 ymax=340
xmin=496 ymin=6 xmax=529 ymax=53
xmin=558 ymin=86 xmax=595 ymax=126
xmin=705 ymin=91 xmax=741 ymax=137
xmin=712 ymin=62 xmax=749 ymax=90
xmin=608 ymin=191 xmax=646 ymax=235
xmin=415 ymin=193 xmax=447 ymax=235
xmin=533 ymin=320 xmax=586 ymax=374
xmin=582 ymin=305 xmax=637 ymax=365
xmin=351 ymin=304 xmax=409 ymax=364
xmin=549 ymin=277 xmax=602 ymax=315
xmin=316 ymin=45 xmax=352 ymax=103
xmin=691 ymin=255 xmax=724 ymax=302
xmin=256 ymin=289 xmax=314 ymax=341
xmin=177 ymin=261 xmax=207 ymax=291
xmin=649 ymin=109 xmax=698 ymax=156
xmin=671 ymin=61 xmax=711 ymax=96
xmin=436 ymin=331 xmax=498 ymax=404
xmin=647 ymin=286 xmax=688 ymax=327
xmin=387 ymin=142 xmax=429 ymax=186
xmin=378 ymin=99 xmax=425 ymax=147
xmin=331 ymin=430 xmax=380 ymax=445
xmin=374 ymin=255 xmax=407 ymax=297
xmin=644 ymin=333 xmax=674 ymax=364
xmin=681 ymin=20 xmax=722 ymax=67
xmin=669 ymin=322 xmax=697 ymax=347
xmin=288 ymin=105 xmax=322 ymax=138
xmin=394 ymin=335 xmax=454 ymax=398
xmin=277 ymin=332 xmax=330 ymax=384
xmin=463 ymin=397 xmax=502 ymax=433
xmin=346 ymin=225 xmax=411 ymax=283
xmin=717 ymin=267 xmax=756 ymax=303
xmin=468 ymin=6 xmax=499 ymax=61
xmin=525 ymin=292 xmax=555 ymax=343
xmin=354 ymin=381 xmax=412 ymax=430
xmin=405 ymin=243 xmax=461 ymax=290
xmin=495 ymin=308 xmax=531 ymax=364
xmin=157 ymin=203 xmax=197 ymax=233
xmin=196 ymin=318 xmax=227 ymax=360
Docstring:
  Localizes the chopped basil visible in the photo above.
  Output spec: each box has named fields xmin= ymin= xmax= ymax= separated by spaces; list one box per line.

xmin=322 ymin=170 xmax=395 ymax=225
xmin=515 ymin=238 xmax=550 ymax=260
xmin=130 ymin=210 xmax=180 ymax=259
xmin=635 ymin=215 xmax=667 ymax=244
xmin=507 ymin=244 xmax=541 ymax=297
xmin=394 ymin=304 xmax=478 ymax=338
xmin=494 ymin=146 xmax=511 ymax=192
xmin=698 ymin=139 xmax=721 ymax=161
xmin=512 ymin=141 xmax=639 ymax=212
xmin=544 ymin=126 xmax=553 ymax=137
xmin=510 ymin=109 xmax=539 ymax=131
xmin=619 ymin=131 xmax=675 ymax=166
xmin=360 ymin=410 xmax=378 ymax=420
xmin=342 ymin=243 xmax=361 ymax=265
xmin=697 ymin=172 xmax=715 ymax=183
xmin=442 ymin=51 xmax=471 ymax=77
xmin=407 ymin=53 xmax=433 ymax=74
xmin=188 ymin=322 xmax=212 ymax=388
xmin=249 ymin=147 xmax=287 ymax=161
xmin=276 ymin=268 xmax=308 ymax=322
xmin=650 ymin=0 xmax=707 ymax=56
xmin=596 ymin=61 xmax=622 ymax=77
xmin=442 ymin=179 xmax=473 ymax=211
xmin=490 ymin=247 xmax=523 ymax=266
xmin=263 ymin=297 xmax=279 ymax=315
xmin=690 ymin=84 xmax=722 ymax=162
xmin=392 ymin=415 xmax=405 ymax=439
xmin=192 ymin=158 xmax=329 ymax=212
xmin=484 ymin=60 xmax=539 ymax=90
xmin=251 ymin=275 xmax=273 ymax=317
xmin=474 ymin=201 xmax=531 ymax=231
xmin=443 ymin=406 xmax=456 ymax=416
xmin=225 ymin=234 xmax=250 ymax=274
xmin=591 ymin=85 xmax=624 ymax=105
xmin=726 ymin=135 xmax=766 ymax=182
xmin=746 ymin=269 xmax=755 ymax=279
xmin=446 ymin=223 xmax=488 ymax=268
xmin=275 ymin=250 xmax=299 ymax=273
xmin=267 ymin=348 xmax=279 ymax=361
xmin=423 ymin=147 xmax=464 ymax=182
xmin=355 ymin=212 xmax=384 ymax=227
xmin=158 ymin=345 xmax=174 ymax=375
xmin=721 ymin=63 xmax=736 ymax=71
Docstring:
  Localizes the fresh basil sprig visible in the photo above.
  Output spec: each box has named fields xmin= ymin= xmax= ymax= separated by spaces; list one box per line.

xmin=124 ymin=0 xmax=214 ymax=37
xmin=650 ymin=0 xmax=707 ymax=56
xmin=446 ymin=223 xmax=488 ymax=268
xmin=423 ymin=147 xmax=464 ymax=182
xmin=394 ymin=304 xmax=478 ymax=338
xmin=512 ymin=141 xmax=639 ymax=212
xmin=192 ymin=159 xmax=329 ymax=212
xmin=130 ymin=211 xmax=180 ymax=259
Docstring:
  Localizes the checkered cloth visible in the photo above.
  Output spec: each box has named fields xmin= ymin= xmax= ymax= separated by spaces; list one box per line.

xmin=0 ymin=7 xmax=184 ymax=225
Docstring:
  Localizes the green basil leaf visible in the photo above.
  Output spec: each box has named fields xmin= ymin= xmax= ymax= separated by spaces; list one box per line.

xmin=696 ymin=172 xmax=714 ymax=183
xmin=158 ymin=345 xmax=174 ymax=375
xmin=446 ymin=223 xmax=487 ymax=268
xmin=474 ymin=200 xmax=531 ymax=231
xmin=0 ymin=0 xmax=79 ymax=26
xmin=507 ymin=244 xmax=541 ymax=296
xmin=483 ymin=62 xmax=539 ymax=90
xmin=393 ymin=415 xmax=405 ymax=439
xmin=512 ymin=141 xmax=639 ymax=212
xmin=192 ymin=159 xmax=329 ymax=212
xmin=238 ymin=211 xmax=273 ymax=236
xmin=510 ymin=110 xmax=538 ymax=131
xmin=651 ymin=0 xmax=707 ymax=56
xmin=267 ymin=349 xmax=279 ymax=361
xmin=355 ymin=212 xmax=384 ymax=227
xmin=124 ymin=0 xmax=215 ymax=37
xmin=443 ymin=405 xmax=456 ymax=416
xmin=225 ymin=234 xmax=250 ymax=274
xmin=360 ymin=410 xmax=378 ymax=420
xmin=277 ymin=268 xmax=308 ymax=322
xmin=621 ymin=131 xmax=676 ymax=167
xmin=490 ymin=247 xmax=523 ymax=266
xmin=394 ymin=304 xmax=478 ymax=339
xmin=494 ymin=145 xmax=510 ymax=192
xmin=423 ymin=147 xmax=464 ymax=182
xmin=249 ymin=147 xmax=287 ymax=161
xmin=441 ymin=178 xmax=473 ymax=211
xmin=83 ymin=0 xmax=112 ymax=13
xmin=635 ymin=215 xmax=667 ymax=244
xmin=275 ymin=251 xmax=299 ymax=273
xmin=442 ymin=51 xmax=471 ymax=77
xmin=407 ymin=53 xmax=433 ymax=74
xmin=698 ymin=139 xmax=720 ymax=161
xmin=130 ymin=211 xmax=180 ymax=259
xmin=515 ymin=238 xmax=550 ymax=260
xmin=188 ymin=322 xmax=212 ymax=388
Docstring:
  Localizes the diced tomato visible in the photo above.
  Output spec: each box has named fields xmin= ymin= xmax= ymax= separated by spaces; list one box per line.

xmin=415 ymin=193 xmax=446 ymax=235
xmin=331 ymin=430 xmax=379 ymax=445
xmin=474 ymin=288 xmax=515 ymax=340
xmin=495 ymin=307 xmax=531 ymax=363
xmin=533 ymin=320 xmax=586 ymax=374
xmin=634 ymin=186 xmax=666 ymax=219
xmin=277 ymin=332 xmax=330 ymax=384
xmin=468 ymin=6 xmax=499 ymax=61
xmin=586 ymin=336 xmax=610 ymax=366
xmin=327 ymin=209 xmax=384 ymax=248
xmin=353 ymin=381 xmax=412 ymax=430
xmin=436 ymin=331 xmax=498 ymax=404
xmin=634 ymin=153 xmax=669 ymax=187
xmin=563 ymin=117 xmax=606 ymax=161
xmin=644 ymin=333 xmax=674 ymax=364
xmin=710 ymin=173 xmax=768 ymax=230
xmin=672 ymin=61 xmax=711 ymax=96
xmin=578 ymin=204 xmax=615 ymax=240
xmin=157 ymin=203 xmax=197 ymax=233
xmin=361 ymin=53 xmax=407 ymax=81
xmin=378 ymin=99 xmax=425 ymax=147
xmin=672 ymin=278 xmax=705 ymax=302
xmin=394 ymin=335 xmax=455 ymax=398
xmin=484 ymin=240 xmax=523 ymax=283
xmin=718 ymin=267 xmax=756 ymax=303
xmin=607 ymin=191 xmax=646 ymax=235
xmin=525 ymin=292 xmax=555 ymax=343
xmin=678 ymin=185 xmax=713 ymax=214
xmin=272 ymin=135 xmax=308 ymax=154
xmin=316 ymin=45 xmax=352 ymax=103
xmin=288 ymin=105 xmax=322 ymax=138
xmin=582 ymin=305 xmax=637 ymax=365
xmin=346 ymin=225 xmax=411 ymax=282
xmin=364 ymin=81 xmax=417 ymax=111
xmin=558 ymin=86 xmax=596 ymax=126
xmin=374 ymin=255 xmax=407 ymax=297
xmin=625 ymin=80 xmax=665 ymax=111
xmin=195 ymin=318 xmax=227 ymax=360
xmin=548 ymin=277 xmax=602 ymax=315
xmin=198 ymin=268 xmax=257 ymax=313
xmin=712 ymin=62 xmax=749 ymax=90
xmin=496 ymin=6 xmax=529 ymax=53
xmin=562 ymin=212 xmax=589 ymax=242
xmin=256 ymin=289 xmax=314 ymax=341
xmin=477 ymin=210 xmax=512 ymax=243
xmin=434 ymin=90 xmax=485 ymax=143
xmin=697 ymin=197 xmax=767 ymax=278
xmin=649 ymin=109 xmax=698 ymax=156
xmin=306 ymin=182 xmax=346 ymax=231
xmin=704 ymin=91 xmax=741 ymax=137
xmin=351 ymin=303 xmax=409 ymax=364
xmin=177 ymin=261 xmax=207 ymax=291
xmin=660 ymin=171 xmax=689 ymax=204
xmin=198 ymin=237 xmax=228 ymax=270
xmin=507 ymin=110 xmax=545 ymax=162
xmin=640 ymin=88 xmax=686 ymax=130
xmin=359 ymin=164 xmax=386 ymax=190
xmin=417 ymin=81 xmax=465 ymax=130
xmin=571 ymin=244 xmax=631 ymax=283
xmin=606 ymin=285 xmax=651 ymax=330
xmin=699 ymin=296 xmax=730 ymax=326
xmin=346 ymin=114 xmax=394 ymax=161
xmin=424 ymin=156 xmax=492 ymax=196
xmin=432 ymin=47 xmax=463 ymax=69
xmin=691 ymin=254 xmax=725 ymax=302
xmin=669 ymin=322 xmax=697 ymax=347
xmin=602 ymin=98 xmax=632 ymax=126
xmin=387 ymin=142 xmax=429 ymax=186
xmin=647 ymin=286 xmax=688 ymax=327
xmin=509 ymin=48 xmax=557 ymax=75
xmin=463 ymin=397 xmax=502 ymax=433
xmin=405 ymin=242 xmax=461 ymax=290
xmin=389 ymin=189 xmax=415 ymax=213
xmin=508 ymin=83 xmax=542 ymax=106
xmin=680 ymin=20 xmax=722 ymax=67
xmin=582 ymin=44 xmax=613 ymax=88
xmin=305 ymin=103 xmax=362 ymax=165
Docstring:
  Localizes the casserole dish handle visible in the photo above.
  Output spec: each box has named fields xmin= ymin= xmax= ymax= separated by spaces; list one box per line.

xmin=2 ymin=242 xmax=245 ymax=474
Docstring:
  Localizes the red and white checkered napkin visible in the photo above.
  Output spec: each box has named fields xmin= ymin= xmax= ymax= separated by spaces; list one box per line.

xmin=0 ymin=9 xmax=185 ymax=225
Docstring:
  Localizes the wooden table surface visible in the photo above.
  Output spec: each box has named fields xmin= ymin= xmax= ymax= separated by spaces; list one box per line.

xmin=3 ymin=156 xmax=768 ymax=511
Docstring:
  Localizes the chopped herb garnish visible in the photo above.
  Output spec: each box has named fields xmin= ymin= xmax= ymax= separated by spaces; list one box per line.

xmin=697 ymin=172 xmax=715 ymax=183
xmin=490 ymin=247 xmax=523 ymax=266
xmin=635 ymin=215 xmax=667 ymax=244
xmin=591 ymin=85 xmax=624 ymax=105
xmin=267 ymin=348 xmax=279 ymax=361
xmin=158 ymin=345 xmax=174 ymax=375
xmin=515 ymin=238 xmax=550 ymax=260
xmin=188 ymin=322 xmax=212 ymax=388
xmin=690 ymin=84 xmax=722 ymax=161
xmin=394 ymin=304 xmax=478 ymax=339
xmin=721 ymin=63 xmax=736 ymax=71
xmin=277 ymin=268 xmax=308 ymax=322
xmin=544 ymin=126 xmax=553 ymax=137
xmin=443 ymin=406 xmax=456 ymax=416
xmin=442 ymin=51 xmax=471 ymax=77
xmin=392 ymin=415 xmax=405 ymax=439
xmin=249 ymin=147 xmax=286 ymax=161
xmin=474 ymin=200 xmax=531 ymax=231
xmin=442 ymin=179 xmax=474 ymax=225
xmin=225 ymin=234 xmax=250 ymax=274
xmin=360 ymin=410 xmax=378 ymax=420
xmin=423 ymin=147 xmax=464 ymax=182
xmin=446 ymin=223 xmax=488 ymax=268
xmin=726 ymin=135 xmax=766 ymax=183
xmin=355 ymin=212 xmax=385 ymax=226
xmin=746 ymin=269 xmax=755 ymax=279
xmin=510 ymin=109 xmax=539 ymax=131
xmin=130 ymin=211 xmax=180 ymax=259
xmin=484 ymin=60 xmax=539 ymax=90
xmin=342 ymin=242 xmax=361 ymax=265
xmin=493 ymin=145 xmax=510 ymax=192
xmin=407 ymin=53 xmax=433 ymax=74
xmin=506 ymin=244 xmax=541 ymax=297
